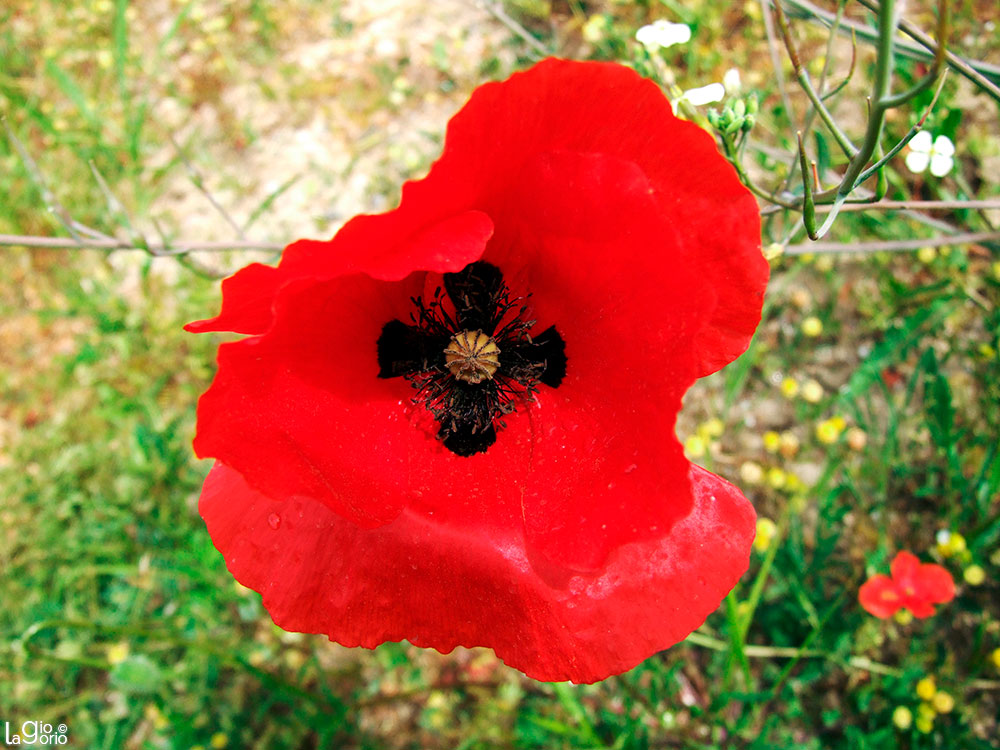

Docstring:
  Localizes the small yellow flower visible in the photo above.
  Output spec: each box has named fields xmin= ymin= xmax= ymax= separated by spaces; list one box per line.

xmin=801 ymin=316 xmax=823 ymax=337
xmin=931 ymin=691 xmax=954 ymax=714
xmin=699 ymin=418 xmax=725 ymax=439
xmin=963 ymin=565 xmax=985 ymax=586
xmin=979 ymin=343 xmax=997 ymax=360
xmin=764 ymin=242 xmax=784 ymax=260
xmin=893 ymin=609 xmax=913 ymax=625
xmin=815 ymin=255 xmax=834 ymax=272
xmin=106 ymin=642 xmax=130 ymax=665
xmin=784 ymin=472 xmax=803 ymax=492
xmin=780 ymin=377 xmax=799 ymax=399
xmin=916 ymin=677 xmax=937 ymax=701
xmin=582 ymin=15 xmax=608 ymax=43
xmin=763 ymin=431 xmax=781 ymax=453
xmin=815 ymin=419 xmax=841 ymax=444
xmin=936 ymin=531 xmax=967 ymax=558
xmin=846 ymin=427 xmax=868 ymax=451
xmin=739 ymin=461 xmax=765 ymax=485
xmin=779 ymin=432 xmax=800 ymax=458
xmin=754 ymin=518 xmax=778 ymax=552
xmin=991 ymin=647 xmax=1000 ymax=669
xmin=830 ymin=416 xmax=846 ymax=431
xmin=917 ymin=702 xmax=937 ymax=721
xmin=684 ymin=434 xmax=708 ymax=458
xmin=917 ymin=246 xmax=937 ymax=263
xmin=144 ymin=704 xmax=169 ymax=731
xmin=766 ymin=467 xmax=786 ymax=489
xmin=801 ymin=379 xmax=824 ymax=403
xmin=992 ymin=260 xmax=1000 ymax=280
xmin=789 ymin=287 xmax=811 ymax=309
xmin=915 ymin=714 xmax=934 ymax=733
xmin=891 ymin=705 xmax=912 ymax=730
xmin=210 ymin=733 xmax=229 ymax=749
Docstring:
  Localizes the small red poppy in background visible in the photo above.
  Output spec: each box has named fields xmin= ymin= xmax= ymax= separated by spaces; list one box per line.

xmin=187 ymin=59 xmax=768 ymax=683
xmin=859 ymin=551 xmax=956 ymax=619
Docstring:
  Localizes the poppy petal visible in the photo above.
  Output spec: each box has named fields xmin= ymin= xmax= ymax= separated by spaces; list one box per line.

xmin=199 ymin=461 xmax=754 ymax=684
xmin=858 ymin=575 xmax=901 ymax=618
xmin=913 ymin=562 xmax=956 ymax=605
xmin=193 ymin=273 xmax=427 ymax=527
xmin=187 ymin=210 xmax=493 ymax=335
xmin=890 ymin=550 xmax=921 ymax=582
xmin=480 ymin=149 xmax=713 ymax=571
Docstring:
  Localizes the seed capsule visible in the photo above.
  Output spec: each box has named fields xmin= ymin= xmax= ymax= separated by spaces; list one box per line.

xmin=444 ymin=330 xmax=500 ymax=384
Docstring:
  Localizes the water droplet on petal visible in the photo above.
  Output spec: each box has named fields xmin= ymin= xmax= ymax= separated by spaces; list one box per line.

xmin=267 ymin=513 xmax=281 ymax=530
xmin=625 ymin=463 xmax=637 ymax=474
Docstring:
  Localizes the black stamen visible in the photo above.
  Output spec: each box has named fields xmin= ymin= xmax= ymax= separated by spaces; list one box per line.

xmin=376 ymin=261 xmax=566 ymax=456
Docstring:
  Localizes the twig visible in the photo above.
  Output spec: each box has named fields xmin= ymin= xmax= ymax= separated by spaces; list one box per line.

xmin=817 ymin=199 xmax=1000 ymax=213
xmin=3 ymin=116 xmax=82 ymax=240
xmin=169 ymin=133 xmax=248 ymax=240
xmin=477 ymin=1 xmax=553 ymax=58
xmin=760 ymin=0 xmax=796 ymax=127
xmin=784 ymin=0 xmax=1000 ymax=103
xmin=0 ymin=233 xmax=283 ymax=254
xmin=785 ymin=230 xmax=1000 ymax=255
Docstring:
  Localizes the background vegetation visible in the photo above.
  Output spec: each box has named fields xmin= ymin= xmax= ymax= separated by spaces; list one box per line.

xmin=1 ymin=0 xmax=998 ymax=747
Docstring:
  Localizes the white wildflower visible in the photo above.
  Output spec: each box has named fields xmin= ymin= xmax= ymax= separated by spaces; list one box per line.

xmin=723 ymin=68 xmax=742 ymax=93
xmin=680 ymin=82 xmax=725 ymax=106
xmin=635 ymin=20 xmax=691 ymax=50
xmin=905 ymin=131 xmax=955 ymax=177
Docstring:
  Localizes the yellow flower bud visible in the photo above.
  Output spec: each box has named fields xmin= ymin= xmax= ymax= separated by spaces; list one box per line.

xmin=891 ymin=706 xmax=912 ymax=730
xmin=846 ymin=427 xmax=868 ymax=451
xmin=780 ymin=377 xmax=799 ymax=398
xmin=684 ymin=435 xmax=707 ymax=458
xmin=894 ymin=609 xmax=913 ymax=625
xmin=763 ymin=431 xmax=781 ymax=453
xmin=740 ymin=461 xmax=765 ymax=485
xmin=931 ymin=691 xmax=954 ymax=714
xmin=700 ymin=417 xmax=725 ymax=439
xmin=106 ymin=642 xmax=130 ymax=665
xmin=916 ymin=677 xmax=937 ymax=701
xmin=766 ymin=467 xmax=787 ymax=489
xmin=991 ymin=647 xmax=1000 ymax=669
xmin=754 ymin=518 xmax=778 ymax=552
xmin=779 ymin=432 xmax=800 ymax=457
xmin=917 ymin=246 xmax=937 ymax=263
xmin=816 ymin=419 xmax=840 ymax=444
xmin=917 ymin=702 xmax=937 ymax=721
xmin=801 ymin=316 xmax=823 ymax=337
xmin=915 ymin=715 xmax=934 ymax=734
xmin=802 ymin=379 xmax=824 ymax=403
xmin=963 ymin=565 xmax=985 ymax=586
xmin=210 ymin=733 xmax=229 ymax=749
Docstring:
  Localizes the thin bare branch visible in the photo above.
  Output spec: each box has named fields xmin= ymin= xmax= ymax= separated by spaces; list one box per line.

xmin=0 ymin=234 xmax=283 ymax=254
xmin=785 ymin=230 xmax=1000 ymax=255
xmin=476 ymin=1 xmax=552 ymax=58
xmin=169 ymin=133 xmax=248 ymax=240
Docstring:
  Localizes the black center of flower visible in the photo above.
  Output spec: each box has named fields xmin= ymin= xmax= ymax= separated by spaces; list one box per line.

xmin=376 ymin=261 xmax=566 ymax=457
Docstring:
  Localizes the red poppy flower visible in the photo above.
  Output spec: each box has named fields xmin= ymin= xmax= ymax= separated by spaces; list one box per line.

xmin=858 ymin=551 xmax=956 ymax=619
xmin=188 ymin=59 xmax=768 ymax=683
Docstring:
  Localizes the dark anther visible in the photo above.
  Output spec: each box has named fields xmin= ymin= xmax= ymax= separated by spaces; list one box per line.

xmin=376 ymin=261 xmax=567 ymax=457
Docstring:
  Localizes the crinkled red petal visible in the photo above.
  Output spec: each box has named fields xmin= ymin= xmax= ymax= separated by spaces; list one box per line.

xmin=186 ymin=211 xmax=493 ymax=335
xmin=889 ymin=550 xmax=921 ymax=582
xmin=424 ymin=58 xmax=767 ymax=377
xmin=912 ymin=562 xmax=956 ymax=606
xmin=483 ymin=150 xmax=716 ymax=571
xmin=858 ymin=575 xmax=901 ymax=619
xmin=199 ymin=461 xmax=755 ymax=683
